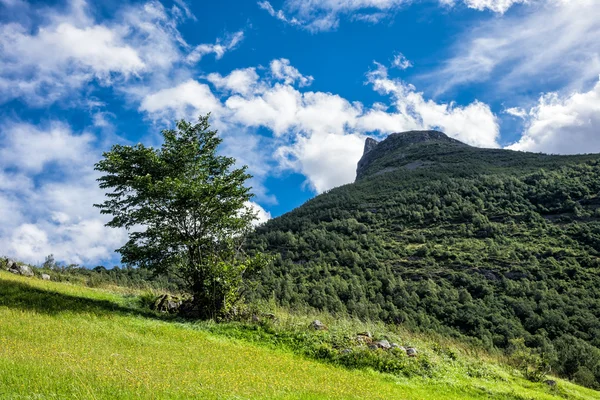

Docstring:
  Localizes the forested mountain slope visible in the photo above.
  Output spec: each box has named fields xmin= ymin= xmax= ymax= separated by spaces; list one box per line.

xmin=248 ymin=130 xmax=600 ymax=388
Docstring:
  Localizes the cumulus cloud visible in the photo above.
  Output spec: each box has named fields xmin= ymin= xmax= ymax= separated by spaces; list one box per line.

xmin=0 ymin=122 xmax=127 ymax=265
xmin=365 ymin=63 xmax=500 ymax=148
xmin=270 ymin=58 xmax=314 ymax=87
xmin=140 ymin=80 xmax=224 ymax=121
xmin=0 ymin=0 xmax=190 ymax=106
xmin=428 ymin=0 xmax=600 ymax=95
xmin=0 ymin=122 xmax=96 ymax=173
xmin=207 ymin=68 xmax=260 ymax=96
xmin=246 ymin=201 xmax=272 ymax=225
xmin=140 ymin=60 xmax=500 ymax=193
xmin=508 ymin=77 xmax=600 ymax=154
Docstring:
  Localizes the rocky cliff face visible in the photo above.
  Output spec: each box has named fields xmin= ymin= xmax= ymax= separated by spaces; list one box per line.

xmin=355 ymin=130 xmax=468 ymax=181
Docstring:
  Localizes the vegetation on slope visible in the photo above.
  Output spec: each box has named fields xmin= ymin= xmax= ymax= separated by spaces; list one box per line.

xmin=247 ymin=132 xmax=600 ymax=389
xmin=1 ymin=271 xmax=598 ymax=399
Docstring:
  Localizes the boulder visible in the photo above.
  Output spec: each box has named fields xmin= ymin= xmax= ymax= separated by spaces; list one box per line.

xmin=544 ymin=380 xmax=557 ymax=387
xmin=406 ymin=347 xmax=418 ymax=357
xmin=310 ymin=320 xmax=328 ymax=330
xmin=2 ymin=258 xmax=15 ymax=270
xmin=373 ymin=339 xmax=392 ymax=350
xmin=41 ymin=274 xmax=51 ymax=281
xmin=8 ymin=264 xmax=34 ymax=277
xmin=356 ymin=331 xmax=373 ymax=344
xmin=153 ymin=294 xmax=182 ymax=313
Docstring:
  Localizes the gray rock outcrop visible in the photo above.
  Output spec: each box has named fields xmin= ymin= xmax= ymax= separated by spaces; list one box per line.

xmin=310 ymin=320 xmax=328 ymax=330
xmin=8 ymin=263 xmax=34 ymax=277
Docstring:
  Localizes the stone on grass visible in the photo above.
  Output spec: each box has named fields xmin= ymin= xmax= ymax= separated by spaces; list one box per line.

xmin=310 ymin=320 xmax=328 ymax=330
xmin=406 ymin=347 xmax=418 ymax=357
xmin=41 ymin=274 xmax=51 ymax=281
xmin=356 ymin=332 xmax=372 ymax=344
xmin=8 ymin=264 xmax=34 ymax=277
xmin=373 ymin=339 xmax=391 ymax=350
xmin=153 ymin=294 xmax=182 ymax=313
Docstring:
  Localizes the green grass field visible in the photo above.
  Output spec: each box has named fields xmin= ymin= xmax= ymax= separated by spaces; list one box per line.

xmin=0 ymin=271 xmax=598 ymax=399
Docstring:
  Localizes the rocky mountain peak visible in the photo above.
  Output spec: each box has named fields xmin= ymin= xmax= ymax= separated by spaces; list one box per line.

xmin=356 ymin=130 xmax=468 ymax=181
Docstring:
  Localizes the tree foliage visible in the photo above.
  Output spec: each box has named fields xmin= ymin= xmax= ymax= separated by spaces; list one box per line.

xmin=246 ymin=137 xmax=600 ymax=388
xmin=95 ymin=114 xmax=262 ymax=318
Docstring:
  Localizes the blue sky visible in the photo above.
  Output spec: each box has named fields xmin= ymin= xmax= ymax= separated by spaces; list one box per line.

xmin=1 ymin=0 xmax=599 ymax=266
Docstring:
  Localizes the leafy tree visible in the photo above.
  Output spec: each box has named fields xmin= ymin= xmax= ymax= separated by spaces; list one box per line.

xmin=95 ymin=114 xmax=264 ymax=319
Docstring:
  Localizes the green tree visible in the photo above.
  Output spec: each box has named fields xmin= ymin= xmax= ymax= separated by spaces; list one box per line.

xmin=95 ymin=114 xmax=264 ymax=319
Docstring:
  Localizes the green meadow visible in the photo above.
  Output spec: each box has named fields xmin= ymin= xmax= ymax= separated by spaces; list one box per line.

xmin=0 ymin=271 xmax=597 ymax=400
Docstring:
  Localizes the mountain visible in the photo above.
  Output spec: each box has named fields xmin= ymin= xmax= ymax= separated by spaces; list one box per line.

xmin=248 ymin=131 xmax=600 ymax=389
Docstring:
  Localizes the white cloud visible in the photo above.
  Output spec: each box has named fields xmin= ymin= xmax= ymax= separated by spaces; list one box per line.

xmin=0 ymin=122 xmax=96 ymax=173
xmin=428 ymin=0 xmax=600 ymax=95
xmin=366 ymin=63 xmax=500 ymax=148
xmin=270 ymin=58 xmax=314 ymax=87
xmin=139 ymin=80 xmax=224 ymax=121
xmin=246 ymin=201 xmax=272 ymax=225
xmin=504 ymin=107 xmax=527 ymax=119
xmin=0 ymin=122 xmax=127 ymax=265
xmin=391 ymin=53 xmax=413 ymax=70
xmin=0 ymin=0 xmax=196 ymax=106
xmin=508 ymin=77 xmax=600 ymax=154
xmin=258 ymin=0 xmax=409 ymax=32
xmin=277 ymin=131 xmax=365 ymax=193
xmin=257 ymin=1 xmax=300 ymax=25
xmin=258 ymin=0 xmax=531 ymax=32
xmin=141 ymin=60 xmax=500 ymax=193
xmin=441 ymin=0 xmax=528 ymax=13
xmin=186 ymin=30 xmax=244 ymax=64
xmin=207 ymin=68 xmax=260 ymax=96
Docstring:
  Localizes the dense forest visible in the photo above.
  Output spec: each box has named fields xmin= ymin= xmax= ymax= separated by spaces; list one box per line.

xmin=246 ymin=131 xmax=600 ymax=388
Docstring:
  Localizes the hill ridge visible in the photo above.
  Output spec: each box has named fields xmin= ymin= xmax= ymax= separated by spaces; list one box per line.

xmin=356 ymin=130 xmax=469 ymax=180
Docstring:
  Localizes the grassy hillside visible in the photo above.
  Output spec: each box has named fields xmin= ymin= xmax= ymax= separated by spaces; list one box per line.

xmin=1 ymin=271 xmax=598 ymax=399
xmin=247 ymin=131 xmax=600 ymax=388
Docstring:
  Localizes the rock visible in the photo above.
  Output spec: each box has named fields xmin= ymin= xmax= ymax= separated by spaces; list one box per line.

xmin=8 ymin=264 xmax=34 ymax=277
xmin=341 ymin=348 xmax=352 ymax=355
xmin=544 ymin=380 xmax=557 ymax=387
xmin=166 ymin=299 xmax=180 ymax=313
xmin=41 ymin=274 xmax=51 ymax=281
xmin=362 ymin=138 xmax=379 ymax=156
xmin=356 ymin=331 xmax=373 ymax=344
xmin=6 ymin=259 xmax=16 ymax=270
xmin=252 ymin=314 xmax=261 ymax=322
xmin=368 ymin=343 xmax=379 ymax=350
xmin=263 ymin=313 xmax=278 ymax=322
xmin=373 ymin=339 xmax=392 ymax=350
xmin=310 ymin=320 xmax=328 ymax=330
xmin=406 ymin=347 xmax=418 ymax=357
xmin=390 ymin=343 xmax=400 ymax=349
xmin=153 ymin=294 xmax=181 ymax=313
